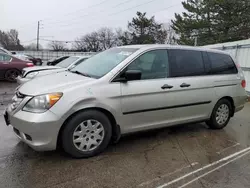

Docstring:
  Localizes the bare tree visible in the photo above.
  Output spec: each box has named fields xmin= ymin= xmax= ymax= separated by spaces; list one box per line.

xmin=0 ymin=30 xmax=10 ymax=49
xmin=73 ymin=32 xmax=101 ymax=52
xmin=83 ymin=32 xmax=101 ymax=52
xmin=73 ymin=27 xmax=120 ymax=52
xmin=98 ymin=27 xmax=118 ymax=50
xmin=48 ymin=41 xmax=66 ymax=51
xmin=0 ymin=29 xmax=24 ymax=50
xmin=72 ymin=38 xmax=87 ymax=51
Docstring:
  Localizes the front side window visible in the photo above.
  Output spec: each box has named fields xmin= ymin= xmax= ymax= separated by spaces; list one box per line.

xmin=70 ymin=48 xmax=138 ymax=78
xmin=168 ymin=49 xmax=205 ymax=77
xmin=207 ymin=52 xmax=238 ymax=74
xmin=0 ymin=54 xmax=11 ymax=62
xmin=126 ymin=49 xmax=169 ymax=80
xmin=57 ymin=56 xmax=80 ymax=68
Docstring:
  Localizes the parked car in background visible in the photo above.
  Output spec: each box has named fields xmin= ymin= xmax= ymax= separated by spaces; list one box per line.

xmin=4 ymin=45 xmax=248 ymax=158
xmin=15 ymin=54 xmax=43 ymax=66
xmin=0 ymin=52 xmax=34 ymax=81
xmin=47 ymin=56 xmax=69 ymax=66
xmin=17 ymin=56 xmax=90 ymax=84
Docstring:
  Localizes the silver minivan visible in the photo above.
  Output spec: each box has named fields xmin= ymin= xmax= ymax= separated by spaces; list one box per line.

xmin=4 ymin=45 xmax=248 ymax=158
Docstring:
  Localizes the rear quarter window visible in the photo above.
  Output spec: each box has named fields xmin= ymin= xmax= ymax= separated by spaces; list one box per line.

xmin=168 ymin=49 xmax=205 ymax=77
xmin=207 ymin=52 xmax=238 ymax=74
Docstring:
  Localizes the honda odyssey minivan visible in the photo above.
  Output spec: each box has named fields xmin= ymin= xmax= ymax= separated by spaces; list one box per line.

xmin=4 ymin=45 xmax=248 ymax=158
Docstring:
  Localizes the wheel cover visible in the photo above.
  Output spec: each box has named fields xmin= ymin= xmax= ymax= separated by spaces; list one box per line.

xmin=6 ymin=70 xmax=19 ymax=81
xmin=73 ymin=119 xmax=105 ymax=152
xmin=216 ymin=104 xmax=229 ymax=125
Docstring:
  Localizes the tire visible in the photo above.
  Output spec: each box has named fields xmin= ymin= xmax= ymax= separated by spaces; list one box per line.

xmin=206 ymin=99 xmax=232 ymax=129
xmin=4 ymin=69 xmax=20 ymax=82
xmin=61 ymin=110 xmax=112 ymax=158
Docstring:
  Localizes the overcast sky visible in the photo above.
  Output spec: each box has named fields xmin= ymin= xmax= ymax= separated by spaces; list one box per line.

xmin=1 ymin=0 xmax=184 ymax=47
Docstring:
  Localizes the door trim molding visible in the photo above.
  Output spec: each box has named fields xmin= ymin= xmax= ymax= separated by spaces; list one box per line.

xmin=214 ymin=83 xmax=237 ymax=88
xmin=123 ymin=101 xmax=212 ymax=115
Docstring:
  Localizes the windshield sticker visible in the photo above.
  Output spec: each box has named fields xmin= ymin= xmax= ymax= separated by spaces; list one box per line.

xmin=118 ymin=51 xmax=132 ymax=56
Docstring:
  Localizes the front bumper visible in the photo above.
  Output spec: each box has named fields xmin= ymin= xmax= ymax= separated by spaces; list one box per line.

xmin=16 ymin=76 xmax=31 ymax=85
xmin=6 ymin=105 xmax=62 ymax=151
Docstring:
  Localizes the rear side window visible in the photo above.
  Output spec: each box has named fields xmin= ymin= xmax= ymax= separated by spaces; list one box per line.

xmin=207 ymin=52 xmax=238 ymax=74
xmin=168 ymin=49 xmax=205 ymax=77
xmin=0 ymin=54 xmax=11 ymax=61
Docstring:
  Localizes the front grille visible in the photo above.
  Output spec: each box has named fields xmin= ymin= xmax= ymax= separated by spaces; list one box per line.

xmin=10 ymin=91 xmax=25 ymax=111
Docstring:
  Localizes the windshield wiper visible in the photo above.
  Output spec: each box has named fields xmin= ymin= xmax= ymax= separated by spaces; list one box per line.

xmin=70 ymin=70 xmax=91 ymax=78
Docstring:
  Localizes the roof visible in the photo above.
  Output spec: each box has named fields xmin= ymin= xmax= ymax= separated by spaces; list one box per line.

xmin=71 ymin=55 xmax=91 ymax=58
xmin=117 ymin=44 xmax=229 ymax=55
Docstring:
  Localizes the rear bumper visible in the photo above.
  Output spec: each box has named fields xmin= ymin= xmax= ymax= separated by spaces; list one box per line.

xmin=234 ymin=95 xmax=248 ymax=113
xmin=16 ymin=76 xmax=30 ymax=85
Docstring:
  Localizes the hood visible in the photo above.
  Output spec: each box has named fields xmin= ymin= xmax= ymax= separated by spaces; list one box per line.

xmin=36 ymin=68 xmax=67 ymax=77
xmin=19 ymin=71 xmax=94 ymax=96
xmin=23 ymin=65 xmax=61 ymax=72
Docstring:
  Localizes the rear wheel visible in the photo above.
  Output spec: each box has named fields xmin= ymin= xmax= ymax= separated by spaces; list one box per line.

xmin=206 ymin=99 xmax=232 ymax=129
xmin=4 ymin=69 xmax=20 ymax=82
xmin=61 ymin=110 xmax=112 ymax=158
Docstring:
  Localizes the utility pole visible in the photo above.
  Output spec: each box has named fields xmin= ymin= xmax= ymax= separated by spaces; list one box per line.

xmin=36 ymin=21 xmax=40 ymax=51
xmin=194 ymin=36 xmax=198 ymax=46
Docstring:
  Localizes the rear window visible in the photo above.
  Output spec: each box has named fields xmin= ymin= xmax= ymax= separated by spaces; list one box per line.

xmin=57 ymin=56 xmax=80 ymax=68
xmin=207 ymin=52 xmax=238 ymax=74
xmin=168 ymin=49 xmax=205 ymax=77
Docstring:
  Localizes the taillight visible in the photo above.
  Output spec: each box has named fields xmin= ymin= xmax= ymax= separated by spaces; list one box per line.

xmin=26 ymin=63 xmax=34 ymax=67
xmin=241 ymin=80 xmax=246 ymax=88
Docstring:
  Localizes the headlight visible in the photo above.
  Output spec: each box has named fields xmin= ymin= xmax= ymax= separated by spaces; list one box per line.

xmin=23 ymin=93 xmax=63 ymax=113
xmin=26 ymin=72 xmax=39 ymax=79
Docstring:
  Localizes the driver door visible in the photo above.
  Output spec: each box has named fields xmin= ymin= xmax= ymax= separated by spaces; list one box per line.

xmin=119 ymin=49 xmax=175 ymax=133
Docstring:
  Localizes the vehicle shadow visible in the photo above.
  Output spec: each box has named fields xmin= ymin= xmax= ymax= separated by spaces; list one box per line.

xmin=9 ymin=122 xmax=211 ymax=160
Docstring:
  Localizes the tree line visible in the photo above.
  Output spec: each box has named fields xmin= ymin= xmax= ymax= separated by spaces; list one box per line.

xmin=48 ymin=11 xmax=172 ymax=52
xmin=1 ymin=0 xmax=250 ymax=51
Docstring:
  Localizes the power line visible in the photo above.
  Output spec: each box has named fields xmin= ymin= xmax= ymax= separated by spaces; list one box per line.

xmin=21 ymin=39 xmax=37 ymax=43
xmin=44 ymin=0 xmax=135 ymax=26
xmin=42 ymin=0 xmax=113 ymax=22
xmin=44 ymin=3 xmax=180 ymax=34
xmin=45 ymin=0 xmax=172 ymax=29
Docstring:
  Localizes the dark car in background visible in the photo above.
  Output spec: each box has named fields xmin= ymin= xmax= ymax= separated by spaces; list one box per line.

xmin=47 ymin=56 xmax=69 ymax=66
xmin=15 ymin=54 xmax=43 ymax=66
xmin=0 ymin=52 xmax=34 ymax=81
xmin=25 ymin=55 xmax=43 ymax=66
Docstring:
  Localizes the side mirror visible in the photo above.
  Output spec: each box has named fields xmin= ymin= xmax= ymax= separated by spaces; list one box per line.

xmin=124 ymin=70 xmax=141 ymax=81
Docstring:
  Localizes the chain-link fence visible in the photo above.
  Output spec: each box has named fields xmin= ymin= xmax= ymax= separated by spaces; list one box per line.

xmin=16 ymin=51 xmax=97 ymax=62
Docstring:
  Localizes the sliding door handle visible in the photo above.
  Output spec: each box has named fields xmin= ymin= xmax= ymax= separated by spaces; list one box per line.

xmin=161 ymin=84 xmax=173 ymax=89
xmin=180 ymin=83 xmax=191 ymax=88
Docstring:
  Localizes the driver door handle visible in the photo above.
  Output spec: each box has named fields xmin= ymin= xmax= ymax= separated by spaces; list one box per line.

xmin=180 ymin=83 xmax=191 ymax=88
xmin=161 ymin=84 xmax=173 ymax=89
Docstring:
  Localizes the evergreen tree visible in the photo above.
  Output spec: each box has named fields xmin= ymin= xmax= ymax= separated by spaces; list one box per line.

xmin=123 ymin=12 xmax=168 ymax=44
xmin=172 ymin=0 xmax=250 ymax=45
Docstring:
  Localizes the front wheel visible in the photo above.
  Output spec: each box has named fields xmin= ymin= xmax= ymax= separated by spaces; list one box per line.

xmin=61 ymin=110 xmax=112 ymax=158
xmin=206 ymin=99 xmax=232 ymax=129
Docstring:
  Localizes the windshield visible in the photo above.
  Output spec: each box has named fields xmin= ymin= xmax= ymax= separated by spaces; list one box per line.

xmin=57 ymin=56 xmax=80 ymax=68
xmin=70 ymin=48 xmax=138 ymax=78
